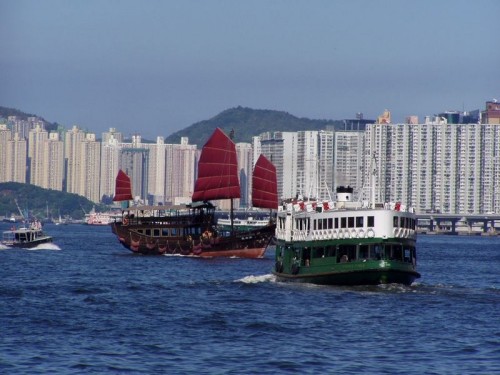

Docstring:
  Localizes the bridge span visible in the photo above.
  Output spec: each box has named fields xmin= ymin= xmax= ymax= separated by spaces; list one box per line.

xmin=416 ymin=214 xmax=500 ymax=235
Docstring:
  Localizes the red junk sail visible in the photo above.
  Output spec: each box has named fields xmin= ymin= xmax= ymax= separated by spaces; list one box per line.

xmin=113 ymin=169 xmax=133 ymax=202
xmin=192 ymin=128 xmax=241 ymax=202
xmin=252 ymin=154 xmax=278 ymax=209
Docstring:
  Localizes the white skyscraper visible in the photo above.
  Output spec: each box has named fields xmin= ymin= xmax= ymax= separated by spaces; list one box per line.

xmin=365 ymin=119 xmax=500 ymax=214
xmin=6 ymin=133 xmax=27 ymax=183
xmin=45 ymin=132 xmax=64 ymax=191
xmin=333 ymin=130 xmax=365 ymax=198
xmin=100 ymin=134 xmax=122 ymax=201
xmin=164 ymin=137 xmax=196 ymax=205
xmin=28 ymin=124 xmax=48 ymax=187
xmin=253 ymin=131 xmax=298 ymax=201
xmin=236 ymin=142 xmax=253 ymax=208
xmin=0 ymin=124 xmax=11 ymax=183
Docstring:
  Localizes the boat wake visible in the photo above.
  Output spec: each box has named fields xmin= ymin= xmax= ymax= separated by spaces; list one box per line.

xmin=26 ymin=243 xmax=61 ymax=251
xmin=236 ymin=274 xmax=276 ymax=284
xmin=0 ymin=244 xmax=10 ymax=250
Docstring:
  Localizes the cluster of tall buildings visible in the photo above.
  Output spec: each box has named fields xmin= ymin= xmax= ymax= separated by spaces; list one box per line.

xmin=1 ymin=100 xmax=500 ymax=214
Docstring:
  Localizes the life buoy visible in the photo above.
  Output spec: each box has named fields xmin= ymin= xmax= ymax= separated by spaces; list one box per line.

xmin=351 ymin=229 xmax=357 ymax=238
xmin=123 ymin=216 xmax=129 ymax=226
xmin=367 ymin=229 xmax=375 ymax=238
xmin=358 ymin=229 xmax=365 ymax=238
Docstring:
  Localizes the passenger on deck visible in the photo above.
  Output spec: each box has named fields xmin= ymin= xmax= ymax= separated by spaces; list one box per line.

xmin=340 ymin=254 xmax=349 ymax=263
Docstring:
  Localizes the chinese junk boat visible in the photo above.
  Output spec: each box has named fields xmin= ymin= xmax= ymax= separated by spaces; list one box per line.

xmin=273 ymin=186 xmax=420 ymax=286
xmin=111 ymin=128 xmax=278 ymax=257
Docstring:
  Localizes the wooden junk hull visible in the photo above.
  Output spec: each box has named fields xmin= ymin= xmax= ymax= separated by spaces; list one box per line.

xmin=111 ymin=221 xmax=275 ymax=258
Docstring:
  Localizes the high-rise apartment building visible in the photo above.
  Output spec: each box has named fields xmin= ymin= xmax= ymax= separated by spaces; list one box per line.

xmin=164 ymin=137 xmax=196 ymax=205
xmin=365 ymin=118 xmax=500 ymax=214
xmin=253 ymin=131 xmax=298 ymax=201
xmin=333 ymin=130 xmax=364 ymax=198
xmin=6 ymin=133 xmax=27 ymax=183
xmin=64 ymin=126 xmax=101 ymax=202
xmin=236 ymin=142 xmax=253 ymax=208
xmin=28 ymin=124 xmax=48 ymax=187
xmin=120 ymin=135 xmax=149 ymax=203
xmin=45 ymin=132 xmax=64 ymax=191
xmin=82 ymin=133 xmax=101 ymax=203
xmin=100 ymin=133 xmax=122 ymax=201
xmin=0 ymin=124 xmax=11 ymax=183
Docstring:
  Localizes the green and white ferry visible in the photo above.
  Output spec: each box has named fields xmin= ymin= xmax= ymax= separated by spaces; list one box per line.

xmin=273 ymin=186 xmax=420 ymax=286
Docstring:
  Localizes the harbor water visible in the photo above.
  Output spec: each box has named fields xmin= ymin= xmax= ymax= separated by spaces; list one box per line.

xmin=0 ymin=223 xmax=498 ymax=374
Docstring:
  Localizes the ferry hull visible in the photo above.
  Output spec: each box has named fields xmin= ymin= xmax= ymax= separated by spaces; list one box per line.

xmin=273 ymin=267 xmax=420 ymax=286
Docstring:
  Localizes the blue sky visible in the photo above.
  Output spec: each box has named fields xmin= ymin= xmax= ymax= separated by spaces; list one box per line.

xmin=1 ymin=0 xmax=498 ymax=139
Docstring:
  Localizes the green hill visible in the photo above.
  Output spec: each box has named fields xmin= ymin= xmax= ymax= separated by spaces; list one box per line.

xmin=164 ymin=106 xmax=343 ymax=147
xmin=0 ymin=182 xmax=104 ymax=220
xmin=0 ymin=105 xmax=59 ymax=132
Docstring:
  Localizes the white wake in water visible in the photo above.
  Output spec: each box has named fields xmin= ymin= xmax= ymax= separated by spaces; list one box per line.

xmin=26 ymin=243 xmax=62 ymax=251
xmin=236 ymin=274 xmax=276 ymax=284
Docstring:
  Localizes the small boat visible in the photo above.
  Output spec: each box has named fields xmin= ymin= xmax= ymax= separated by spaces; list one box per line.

xmin=2 ymin=215 xmax=17 ymax=223
xmin=111 ymin=128 xmax=279 ymax=257
xmin=1 ymin=220 xmax=53 ymax=248
xmin=273 ymin=186 xmax=420 ymax=286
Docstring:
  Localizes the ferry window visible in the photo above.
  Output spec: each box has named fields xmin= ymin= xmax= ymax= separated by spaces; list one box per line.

xmin=338 ymin=244 xmax=356 ymax=262
xmin=313 ymin=219 xmax=317 ymax=230
xmin=404 ymin=247 xmax=411 ymax=263
xmin=318 ymin=220 xmax=323 ymax=230
xmin=153 ymin=229 xmax=160 ymax=236
xmin=171 ymin=228 xmax=178 ymax=236
xmin=341 ymin=217 xmax=347 ymax=228
xmin=367 ymin=216 xmax=375 ymax=227
xmin=313 ymin=247 xmax=325 ymax=258
xmin=359 ymin=244 xmax=369 ymax=259
xmin=372 ymin=244 xmax=382 ymax=260
xmin=393 ymin=216 xmax=399 ymax=227
xmin=326 ymin=245 xmax=336 ymax=257
xmin=387 ymin=244 xmax=402 ymax=260
xmin=335 ymin=218 xmax=339 ymax=229
xmin=302 ymin=248 xmax=311 ymax=266
xmin=323 ymin=218 xmax=328 ymax=229
xmin=348 ymin=217 xmax=354 ymax=228
xmin=356 ymin=216 xmax=364 ymax=228
xmin=328 ymin=218 xmax=333 ymax=229
xmin=145 ymin=229 xmax=151 ymax=236
xmin=162 ymin=229 xmax=169 ymax=236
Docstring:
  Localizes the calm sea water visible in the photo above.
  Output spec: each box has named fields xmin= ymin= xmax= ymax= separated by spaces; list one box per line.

xmin=0 ymin=223 xmax=499 ymax=374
